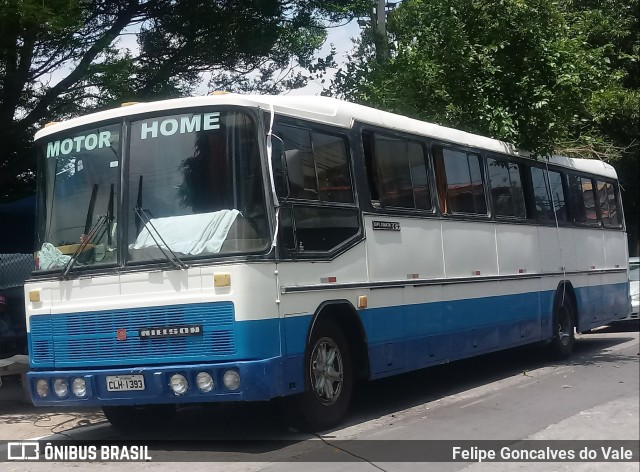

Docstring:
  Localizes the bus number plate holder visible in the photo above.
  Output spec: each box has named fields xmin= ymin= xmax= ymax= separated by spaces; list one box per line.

xmin=106 ymin=375 xmax=145 ymax=392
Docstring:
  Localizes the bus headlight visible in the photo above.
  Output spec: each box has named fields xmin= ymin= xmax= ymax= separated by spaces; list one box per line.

xmin=72 ymin=378 xmax=87 ymax=397
xmin=169 ymin=374 xmax=188 ymax=395
xmin=196 ymin=372 xmax=214 ymax=393
xmin=36 ymin=379 xmax=49 ymax=398
xmin=53 ymin=378 xmax=68 ymax=398
xmin=223 ymin=370 xmax=240 ymax=391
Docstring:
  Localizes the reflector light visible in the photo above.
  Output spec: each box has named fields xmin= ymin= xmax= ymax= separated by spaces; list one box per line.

xmin=53 ymin=378 xmax=68 ymax=398
xmin=196 ymin=372 xmax=214 ymax=393
xmin=36 ymin=379 xmax=49 ymax=398
xmin=169 ymin=374 xmax=189 ymax=395
xmin=223 ymin=370 xmax=240 ymax=391
xmin=72 ymin=378 xmax=87 ymax=397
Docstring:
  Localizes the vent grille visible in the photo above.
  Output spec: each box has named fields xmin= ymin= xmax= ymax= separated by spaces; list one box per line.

xmin=30 ymin=302 xmax=236 ymax=367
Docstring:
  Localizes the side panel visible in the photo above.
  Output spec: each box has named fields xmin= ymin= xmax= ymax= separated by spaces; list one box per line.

xmin=496 ymin=224 xmax=540 ymax=275
xmin=277 ymin=213 xmax=628 ymax=382
xmin=442 ymin=220 xmax=497 ymax=278
xmin=366 ymin=217 xmax=445 ymax=281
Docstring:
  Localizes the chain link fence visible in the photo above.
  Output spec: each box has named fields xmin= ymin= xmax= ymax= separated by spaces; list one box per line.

xmin=0 ymin=254 xmax=33 ymax=360
xmin=0 ymin=254 xmax=34 ymax=291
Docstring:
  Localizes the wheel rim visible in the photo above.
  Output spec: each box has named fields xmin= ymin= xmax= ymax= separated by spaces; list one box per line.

xmin=309 ymin=337 xmax=344 ymax=405
xmin=557 ymin=306 xmax=572 ymax=346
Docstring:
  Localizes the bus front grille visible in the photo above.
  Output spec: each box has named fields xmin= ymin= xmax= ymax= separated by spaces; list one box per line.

xmin=29 ymin=302 xmax=236 ymax=367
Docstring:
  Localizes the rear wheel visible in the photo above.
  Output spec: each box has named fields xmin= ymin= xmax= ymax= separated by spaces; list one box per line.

xmin=549 ymin=295 xmax=576 ymax=359
xmin=293 ymin=320 xmax=353 ymax=431
xmin=102 ymin=404 xmax=176 ymax=432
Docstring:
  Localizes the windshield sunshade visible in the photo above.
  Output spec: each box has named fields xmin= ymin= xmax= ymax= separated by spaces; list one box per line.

xmin=127 ymin=110 xmax=269 ymax=263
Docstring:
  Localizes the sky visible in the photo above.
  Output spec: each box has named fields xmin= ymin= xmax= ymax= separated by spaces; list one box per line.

xmin=110 ymin=20 xmax=363 ymax=98
xmin=288 ymin=20 xmax=362 ymax=96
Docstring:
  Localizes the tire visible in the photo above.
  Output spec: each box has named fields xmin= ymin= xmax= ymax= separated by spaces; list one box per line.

xmin=549 ymin=294 xmax=576 ymax=360
xmin=20 ymin=373 xmax=33 ymax=405
xmin=293 ymin=319 xmax=353 ymax=431
xmin=102 ymin=404 xmax=176 ymax=432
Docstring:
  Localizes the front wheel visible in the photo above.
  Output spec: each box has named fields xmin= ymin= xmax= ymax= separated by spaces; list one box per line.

xmin=293 ymin=320 xmax=353 ymax=431
xmin=549 ymin=295 xmax=576 ymax=359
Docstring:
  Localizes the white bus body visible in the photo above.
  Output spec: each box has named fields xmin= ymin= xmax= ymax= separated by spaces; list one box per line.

xmin=25 ymin=94 xmax=630 ymax=430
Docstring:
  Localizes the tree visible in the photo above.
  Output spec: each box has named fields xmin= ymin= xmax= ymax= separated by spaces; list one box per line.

xmin=0 ymin=0 xmax=370 ymax=202
xmin=562 ymin=0 xmax=640 ymax=253
xmin=333 ymin=0 xmax=639 ymax=252
xmin=336 ymin=0 xmax=616 ymax=153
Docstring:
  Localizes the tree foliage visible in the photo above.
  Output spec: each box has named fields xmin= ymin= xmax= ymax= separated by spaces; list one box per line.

xmin=333 ymin=0 xmax=639 ymax=251
xmin=0 ymin=0 xmax=370 ymax=202
xmin=335 ymin=0 xmax=636 ymax=155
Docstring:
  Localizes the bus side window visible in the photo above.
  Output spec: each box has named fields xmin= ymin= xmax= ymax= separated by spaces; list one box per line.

xmin=275 ymin=122 xmax=358 ymax=255
xmin=487 ymin=157 xmax=526 ymax=218
xmin=362 ymin=131 xmax=431 ymax=210
xmin=276 ymin=125 xmax=317 ymax=200
xmin=568 ymin=173 xmax=597 ymax=225
xmin=362 ymin=132 xmax=379 ymax=204
xmin=432 ymin=147 xmax=448 ymax=213
xmin=364 ymin=132 xmax=413 ymax=208
xmin=274 ymin=124 xmax=353 ymax=204
xmin=567 ymin=173 xmax=587 ymax=223
xmin=531 ymin=167 xmax=568 ymax=223
xmin=597 ymin=180 xmax=621 ymax=227
xmin=435 ymin=146 xmax=487 ymax=215
xmin=581 ymin=177 xmax=599 ymax=223
xmin=547 ymin=170 xmax=567 ymax=222
xmin=313 ymin=132 xmax=353 ymax=204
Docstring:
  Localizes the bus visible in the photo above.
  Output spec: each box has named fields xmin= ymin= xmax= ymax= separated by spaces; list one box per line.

xmin=25 ymin=94 xmax=631 ymax=431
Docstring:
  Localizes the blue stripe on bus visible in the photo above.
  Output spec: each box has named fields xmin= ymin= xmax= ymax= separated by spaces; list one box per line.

xmin=359 ymin=290 xmax=549 ymax=377
xmin=28 ymin=281 xmax=629 ymax=398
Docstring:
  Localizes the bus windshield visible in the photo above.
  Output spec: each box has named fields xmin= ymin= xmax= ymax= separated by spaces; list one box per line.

xmin=37 ymin=124 xmax=121 ymax=271
xmin=36 ymin=110 xmax=270 ymax=272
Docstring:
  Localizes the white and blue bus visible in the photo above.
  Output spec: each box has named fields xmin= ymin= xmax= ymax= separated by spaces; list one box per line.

xmin=25 ymin=94 xmax=631 ymax=430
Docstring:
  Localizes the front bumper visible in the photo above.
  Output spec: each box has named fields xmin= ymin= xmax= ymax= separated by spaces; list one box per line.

xmin=27 ymin=356 xmax=285 ymax=406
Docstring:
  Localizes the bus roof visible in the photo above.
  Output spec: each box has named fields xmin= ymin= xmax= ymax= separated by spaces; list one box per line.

xmin=34 ymin=93 xmax=618 ymax=180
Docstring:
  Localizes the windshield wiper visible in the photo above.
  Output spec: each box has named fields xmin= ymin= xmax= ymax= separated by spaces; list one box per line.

xmin=59 ymin=184 xmax=116 ymax=280
xmin=134 ymin=207 xmax=188 ymax=270
xmin=60 ymin=214 xmax=108 ymax=280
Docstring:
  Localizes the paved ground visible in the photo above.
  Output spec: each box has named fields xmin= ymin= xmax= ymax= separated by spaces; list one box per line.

xmin=0 ymin=375 xmax=104 ymax=440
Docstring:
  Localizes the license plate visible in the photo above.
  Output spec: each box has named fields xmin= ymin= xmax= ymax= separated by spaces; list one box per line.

xmin=106 ymin=375 xmax=145 ymax=392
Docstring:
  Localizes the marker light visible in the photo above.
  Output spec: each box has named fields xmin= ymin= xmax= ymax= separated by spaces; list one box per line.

xmin=169 ymin=374 xmax=189 ymax=395
xmin=223 ymin=370 xmax=240 ymax=391
xmin=53 ymin=378 xmax=68 ymax=398
xmin=36 ymin=379 xmax=49 ymax=398
xmin=196 ymin=372 xmax=214 ymax=393
xmin=72 ymin=378 xmax=87 ymax=397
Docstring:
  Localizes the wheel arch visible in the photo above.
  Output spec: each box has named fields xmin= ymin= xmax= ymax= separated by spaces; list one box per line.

xmin=306 ymin=300 xmax=370 ymax=381
xmin=554 ymin=280 xmax=579 ymax=330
